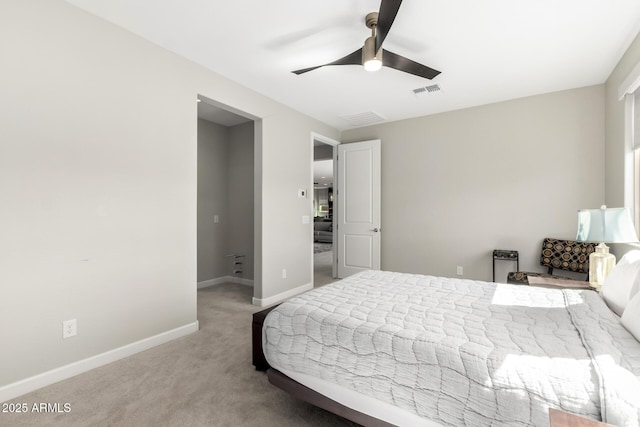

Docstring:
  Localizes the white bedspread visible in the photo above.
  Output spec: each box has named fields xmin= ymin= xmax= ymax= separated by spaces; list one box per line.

xmin=262 ymin=270 xmax=640 ymax=426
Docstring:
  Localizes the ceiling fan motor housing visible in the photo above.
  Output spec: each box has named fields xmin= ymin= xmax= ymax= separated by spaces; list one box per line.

xmin=363 ymin=36 xmax=383 ymax=69
xmin=363 ymin=12 xmax=382 ymax=69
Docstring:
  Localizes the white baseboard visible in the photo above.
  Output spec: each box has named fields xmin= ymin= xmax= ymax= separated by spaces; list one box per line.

xmin=0 ymin=321 xmax=199 ymax=403
xmin=197 ymin=276 xmax=254 ymax=289
xmin=252 ymin=282 xmax=313 ymax=307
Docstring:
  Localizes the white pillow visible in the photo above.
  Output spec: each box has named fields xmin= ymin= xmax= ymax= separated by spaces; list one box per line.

xmin=601 ymin=250 xmax=640 ymax=316
xmin=621 ymin=291 xmax=640 ymax=342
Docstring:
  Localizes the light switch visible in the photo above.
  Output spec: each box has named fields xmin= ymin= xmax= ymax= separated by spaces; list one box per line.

xmin=302 ymin=215 xmax=310 ymax=224
xmin=214 ymin=215 xmax=219 ymax=223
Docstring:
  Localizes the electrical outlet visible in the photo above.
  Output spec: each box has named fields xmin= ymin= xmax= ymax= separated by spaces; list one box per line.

xmin=63 ymin=319 xmax=77 ymax=339
xmin=456 ymin=266 xmax=464 ymax=276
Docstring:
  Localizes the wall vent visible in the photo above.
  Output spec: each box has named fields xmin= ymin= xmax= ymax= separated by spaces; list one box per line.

xmin=339 ymin=111 xmax=385 ymax=127
xmin=413 ymin=84 xmax=442 ymax=97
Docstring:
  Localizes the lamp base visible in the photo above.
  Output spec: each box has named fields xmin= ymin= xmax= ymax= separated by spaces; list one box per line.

xmin=588 ymin=242 xmax=616 ymax=290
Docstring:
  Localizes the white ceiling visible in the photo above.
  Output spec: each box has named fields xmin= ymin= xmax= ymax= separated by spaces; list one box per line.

xmin=66 ymin=0 xmax=640 ymax=131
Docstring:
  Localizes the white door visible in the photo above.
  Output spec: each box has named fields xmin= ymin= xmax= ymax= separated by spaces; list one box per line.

xmin=336 ymin=140 xmax=381 ymax=278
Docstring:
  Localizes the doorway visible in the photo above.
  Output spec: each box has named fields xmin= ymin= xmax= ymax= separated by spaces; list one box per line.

xmin=313 ymin=139 xmax=334 ymax=287
xmin=311 ymin=136 xmax=382 ymax=284
xmin=312 ymin=134 xmax=339 ymax=287
xmin=196 ymin=96 xmax=256 ymax=303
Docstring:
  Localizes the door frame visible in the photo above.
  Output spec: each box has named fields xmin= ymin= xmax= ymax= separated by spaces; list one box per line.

xmin=310 ymin=132 xmax=340 ymax=285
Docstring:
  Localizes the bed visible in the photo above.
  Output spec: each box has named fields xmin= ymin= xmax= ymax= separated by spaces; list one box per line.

xmin=260 ymin=269 xmax=640 ymax=427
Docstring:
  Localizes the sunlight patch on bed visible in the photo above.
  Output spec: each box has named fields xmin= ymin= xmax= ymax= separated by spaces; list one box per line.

xmin=490 ymin=284 xmax=585 ymax=307
xmin=491 ymin=353 xmax=592 ymax=392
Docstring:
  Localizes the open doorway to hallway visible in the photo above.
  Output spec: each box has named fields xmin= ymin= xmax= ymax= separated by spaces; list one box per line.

xmin=313 ymin=137 xmax=336 ymax=287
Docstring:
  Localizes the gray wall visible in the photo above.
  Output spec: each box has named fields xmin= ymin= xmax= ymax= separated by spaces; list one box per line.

xmin=228 ymin=122 xmax=255 ymax=280
xmin=0 ymin=0 xmax=338 ymax=389
xmin=342 ymin=86 xmax=605 ymax=282
xmin=197 ymin=119 xmax=231 ymax=282
xmin=197 ymin=119 xmax=254 ymax=283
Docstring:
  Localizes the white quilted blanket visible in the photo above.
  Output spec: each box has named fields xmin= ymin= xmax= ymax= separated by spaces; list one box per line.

xmin=262 ymin=270 xmax=640 ymax=426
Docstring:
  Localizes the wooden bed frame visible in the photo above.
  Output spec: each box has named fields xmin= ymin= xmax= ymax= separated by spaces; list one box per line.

xmin=266 ymin=368 xmax=395 ymax=427
xmin=252 ymin=305 xmax=394 ymax=426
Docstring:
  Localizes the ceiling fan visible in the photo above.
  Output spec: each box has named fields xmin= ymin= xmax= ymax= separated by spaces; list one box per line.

xmin=292 ymin=0 xmax=440 ymax=80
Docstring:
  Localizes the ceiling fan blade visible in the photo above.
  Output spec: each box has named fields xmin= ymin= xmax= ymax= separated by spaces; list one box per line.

xmin=292 ymin=65 xmax=323 ymax=75
xmin=375 ymin=0 xmax=403 ymax=53
xmin=382 ymin=49 xmax=441 ymax=80
xmin=292 ymin=48 xmax=363 ymax=75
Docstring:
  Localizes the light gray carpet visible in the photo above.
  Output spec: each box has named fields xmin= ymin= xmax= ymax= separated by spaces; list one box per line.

xmin=1 ymin=284 xmax=356 ymax=427
xmin=313 ymin=250 xmax=336 ymax=288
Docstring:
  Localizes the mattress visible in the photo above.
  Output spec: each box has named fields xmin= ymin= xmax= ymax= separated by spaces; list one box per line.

xmin=262 ymin=270 xmax=640 ymax=427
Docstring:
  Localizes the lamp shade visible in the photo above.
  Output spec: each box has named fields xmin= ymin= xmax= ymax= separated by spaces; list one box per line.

xmin=576 ymin=207 xmax=639 ymax=243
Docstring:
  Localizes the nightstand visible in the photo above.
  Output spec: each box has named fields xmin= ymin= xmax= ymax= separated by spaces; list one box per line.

xmin=549 ymin=408 xmax=613 ymax=427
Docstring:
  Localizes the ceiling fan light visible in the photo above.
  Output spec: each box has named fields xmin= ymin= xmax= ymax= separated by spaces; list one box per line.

xmin=362 ymin=36 xmax=383 ymax=72
xmin=364 ymin=58 xmax=382 ymax=72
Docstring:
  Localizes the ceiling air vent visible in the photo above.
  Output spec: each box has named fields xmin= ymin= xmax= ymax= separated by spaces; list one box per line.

xmin=413 ymin=84 xmax=442 ymax=97
xmin=340 ymin=111 xmax=385 ymax=127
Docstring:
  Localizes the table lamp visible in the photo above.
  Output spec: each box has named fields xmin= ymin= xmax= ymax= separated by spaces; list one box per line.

xmin=576 ymin=206 xmax=639 ymax=289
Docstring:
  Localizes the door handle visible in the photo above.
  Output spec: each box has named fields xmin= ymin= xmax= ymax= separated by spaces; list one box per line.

xmin=371 ymin=228 xmax=380 ymax=232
